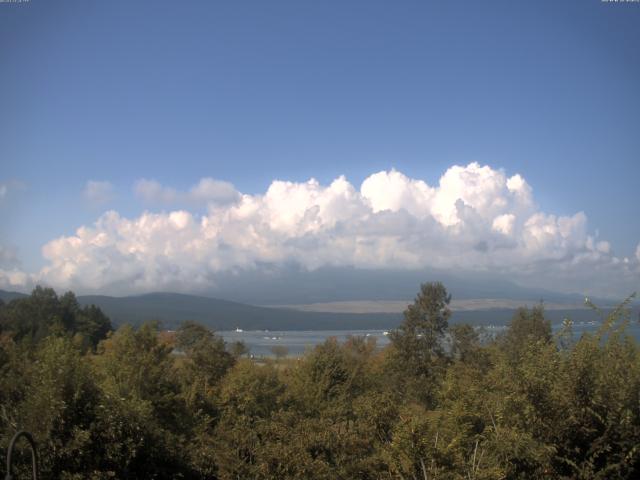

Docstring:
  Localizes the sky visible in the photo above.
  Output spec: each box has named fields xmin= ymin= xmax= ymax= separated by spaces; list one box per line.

xmin=0 ymin=0 xmax=639 ymax=299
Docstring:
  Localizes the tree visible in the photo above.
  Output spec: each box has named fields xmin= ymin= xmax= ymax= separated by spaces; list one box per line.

xmin=213 ymin=360 xmax=285 ymax=479
xmin=500 ymin=304 xmax=551 ymax=362
xmin=270 ymin=344 xmax=289 ymax=360
xmin=0 ymin=286 xmax=62 ymax=341
xmin=175 ymin=321 xmax=235 ymax=393
xmin=75 ymin=304 xmax=112 ymax=349
xmin=0 ymin=335 xmax=104 ymax=478
xmin=450 ymin=323 xmax=488 ymax=367
xmin=228 ymin=340 xmax=249 ymax=359
xmin=387 ymin=281 xmax=451 ymax=405
xmin=0 ymin=287 xmax=111 ymax=348
xmin=92 ymin=322 xmax=190 ymax=478
xmin=175 ymin=321 xmax=212 ymax=351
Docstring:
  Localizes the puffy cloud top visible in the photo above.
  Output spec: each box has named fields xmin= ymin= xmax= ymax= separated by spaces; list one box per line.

xmin=1 ymin=163 xmax=638 ymax=296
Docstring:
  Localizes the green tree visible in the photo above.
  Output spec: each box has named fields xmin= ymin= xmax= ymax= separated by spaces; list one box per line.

xmin=500 ymin=304 xmax=551 ymax=362
xmin=75 ymin=304 xmax=112 ymax=349
xmin=91 ymin=322 xmax=192 ymax=478
xmin=0 ymin=287 xmax=111 ymax=348
xmin=270 ymin=344 xmax=289 ymax=360
xmin=175 ymin=321 xmax=235 ymax=409
xmin=387 ymin=281 xmax=451 ymax=405
xmin=228 ymin=340 xmax=249 ymax=359
xmin=0 ymin=286 xmax=62 ymax=342
xmin=450 ymin=323 xmax=481 ymax=364
xmin=548 ymin=297 xmax=640 ymax=479
xmin=213 ymin=360 xmax=285 ymax=479
xmin=0 ymin=335 xmax=104 ymax=478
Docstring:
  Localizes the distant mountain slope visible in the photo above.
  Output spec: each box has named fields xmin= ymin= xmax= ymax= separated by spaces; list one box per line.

xmin=74 ymin=292 xmax=624 ymax=330
xmin=1 ymin=289 xmax=629 ymax=331
xmin=75 ymin=292 xmax=403 ymax=330
xmin=0 ymin=289 xmax=28 ymax=303
xmin=196 ymin=266 xmax=611 ymax=305
xmin=271 ymin=298 xmax=591 ymax=314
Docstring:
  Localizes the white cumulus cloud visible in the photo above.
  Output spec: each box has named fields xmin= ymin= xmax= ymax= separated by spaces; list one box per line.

xmin=1 ymin=163 xmax=638 ymax=297
xmin=83 ymin=180 xmax=115 ymax=205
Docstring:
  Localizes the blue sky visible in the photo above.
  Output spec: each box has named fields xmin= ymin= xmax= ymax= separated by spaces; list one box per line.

xmin=1 ymin=0 xmax=639 ymax=297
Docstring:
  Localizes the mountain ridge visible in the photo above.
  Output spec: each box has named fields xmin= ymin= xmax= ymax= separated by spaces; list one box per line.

xmin=2 ymin=288 xmax=629 ymax=331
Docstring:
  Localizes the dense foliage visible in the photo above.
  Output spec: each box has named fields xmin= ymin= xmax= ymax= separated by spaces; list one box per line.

xmin=1 ymin=284 xmax=639 ymax=479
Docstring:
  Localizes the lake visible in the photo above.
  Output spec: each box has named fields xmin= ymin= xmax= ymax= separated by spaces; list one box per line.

xmin=220 ymin=329 xmax=392 ymax=357
xmin=220 ymin=321 xmax=640 ymax=357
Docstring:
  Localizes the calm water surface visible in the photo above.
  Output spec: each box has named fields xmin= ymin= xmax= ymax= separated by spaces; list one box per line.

xmin=220 ymin=329 xmax=391 ymax=357
xmin=220 ymin=322 xmax=640 ymax=357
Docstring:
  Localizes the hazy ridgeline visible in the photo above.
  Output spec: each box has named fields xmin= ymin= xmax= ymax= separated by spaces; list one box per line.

xmin=1 ymin=284 xmax=639 ymax=479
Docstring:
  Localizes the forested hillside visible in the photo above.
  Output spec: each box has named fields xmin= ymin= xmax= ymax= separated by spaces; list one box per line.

xmin=1 ymin=284 xmax=639 ymax=479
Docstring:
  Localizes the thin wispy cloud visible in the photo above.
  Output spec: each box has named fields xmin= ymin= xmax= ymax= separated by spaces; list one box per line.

xmin=1 ymin=163 xmax=638 ymax=296
xmin=0 ymin=244 xmax=19 ymax=269
xmin=83 ymin=180 xmax=115 ymax=206
xmin=134 ymin=177 xmax=240 ymax=207
xmin=0 ymin=180 xmax=26 ymax=202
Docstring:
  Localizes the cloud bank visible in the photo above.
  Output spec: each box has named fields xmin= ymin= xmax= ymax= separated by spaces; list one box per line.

xmin=1 ymin=163 xmax=638 ymax=297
